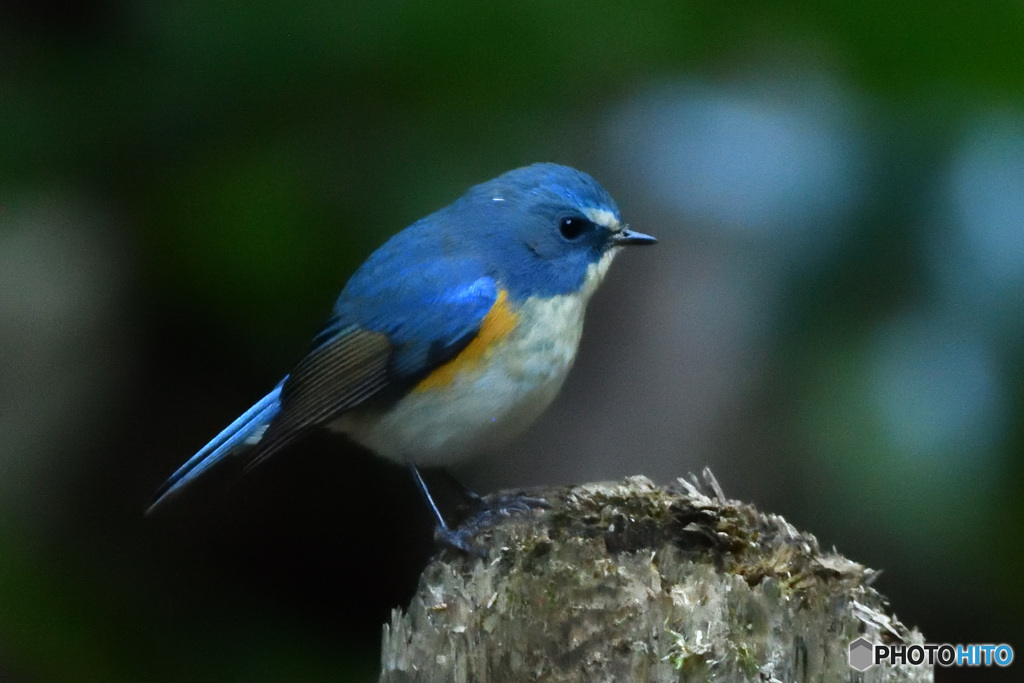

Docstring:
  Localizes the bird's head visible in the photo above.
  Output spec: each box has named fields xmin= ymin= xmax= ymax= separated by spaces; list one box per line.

xmin=451 ymin=163 xmax=655 ymax=301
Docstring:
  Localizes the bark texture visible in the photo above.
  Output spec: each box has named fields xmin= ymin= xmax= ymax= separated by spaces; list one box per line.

xmin=380 ymin=472 xmax=931 ymax=682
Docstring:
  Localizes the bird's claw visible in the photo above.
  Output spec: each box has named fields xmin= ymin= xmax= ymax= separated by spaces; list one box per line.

xmin=435 ymin=492 xmax=550 ymax=555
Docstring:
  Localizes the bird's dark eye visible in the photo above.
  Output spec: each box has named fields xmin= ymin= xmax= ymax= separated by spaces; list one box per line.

xmin=559 ymin=216 xmax=592 ymax=240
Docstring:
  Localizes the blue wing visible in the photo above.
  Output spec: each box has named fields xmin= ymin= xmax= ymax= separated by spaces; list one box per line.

xmin=339 ymin=256 xmax=499 ymax=379
xmin=244 ymin=261 xmax=498 ymax=467
xmin=149 ymin=256 xmax=497 ymax=510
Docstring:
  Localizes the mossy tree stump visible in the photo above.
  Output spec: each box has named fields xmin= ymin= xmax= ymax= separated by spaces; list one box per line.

xmin=380 ymin=472 xmax=931 ymax=682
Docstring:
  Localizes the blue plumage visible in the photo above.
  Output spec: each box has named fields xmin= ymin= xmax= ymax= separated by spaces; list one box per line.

xmin=153 ymin=383 xmax=282 ymax=504
xmin=149 ymin=163 xmax=654 ymax=531
xmin=338 ymin=261 xmax=498 ymax=379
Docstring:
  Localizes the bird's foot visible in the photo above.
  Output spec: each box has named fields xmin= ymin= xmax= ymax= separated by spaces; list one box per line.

xmin=435 ymin=492 xmax=550 ymax=556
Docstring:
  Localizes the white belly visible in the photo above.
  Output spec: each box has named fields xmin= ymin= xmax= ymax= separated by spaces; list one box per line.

xmin=331 ymin=293 xmax=588 ymax=466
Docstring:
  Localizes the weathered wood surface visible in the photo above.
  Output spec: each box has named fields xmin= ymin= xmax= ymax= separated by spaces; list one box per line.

xmin=381 ymin=472 xmax=931 ymax=682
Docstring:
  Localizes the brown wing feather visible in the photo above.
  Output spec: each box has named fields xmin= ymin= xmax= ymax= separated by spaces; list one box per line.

xmin=245 ymin=328 xmax=393 ymax=468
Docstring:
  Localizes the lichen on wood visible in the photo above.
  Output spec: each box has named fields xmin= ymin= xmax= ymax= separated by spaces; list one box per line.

xmin=380 ymin=471 xmax=931 ymax=682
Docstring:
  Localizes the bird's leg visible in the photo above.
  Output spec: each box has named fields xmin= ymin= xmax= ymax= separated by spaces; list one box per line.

xmin=408 ymin=463 xmax=452 ymax=532
xmin=408 ymin=463 xmax=480 ymax=553
xmin=409 ymin=464 xmax=549 ymax=554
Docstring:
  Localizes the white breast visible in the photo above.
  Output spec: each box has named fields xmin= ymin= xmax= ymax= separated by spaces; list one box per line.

xmin=331 ymin=249 xmax=620 ymax=466
xmin=330 ymin=294 xmax=582 ymax=465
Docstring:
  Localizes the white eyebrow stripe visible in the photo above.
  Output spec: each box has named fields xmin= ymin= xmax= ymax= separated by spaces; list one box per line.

xmin=583 ymin=207 xmax=620 ymax=230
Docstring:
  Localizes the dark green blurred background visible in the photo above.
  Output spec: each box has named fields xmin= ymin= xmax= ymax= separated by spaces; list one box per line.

xmin=2 ymin=1 xmax=1022 ymax=680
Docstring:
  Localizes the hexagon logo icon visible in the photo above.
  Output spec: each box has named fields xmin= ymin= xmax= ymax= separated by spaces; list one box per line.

xmin=849 ymin=637 xmax=875 ymax=671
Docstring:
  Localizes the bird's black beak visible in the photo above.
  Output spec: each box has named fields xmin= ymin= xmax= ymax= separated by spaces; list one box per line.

xmin=612 ymin=227 xmax=657 ymax=246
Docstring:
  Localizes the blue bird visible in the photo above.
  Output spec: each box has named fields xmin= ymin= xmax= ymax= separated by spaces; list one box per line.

xmin=150 ymin=163 xmax=654 ymax=547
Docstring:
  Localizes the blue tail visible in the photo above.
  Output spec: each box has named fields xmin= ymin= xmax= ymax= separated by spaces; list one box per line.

xmin=148 ymin=382 xmax=283 ymax=512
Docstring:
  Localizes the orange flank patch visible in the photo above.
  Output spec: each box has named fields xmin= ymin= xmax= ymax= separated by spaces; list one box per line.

xmin=413 ymin=290 xmax=518 ymax=392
